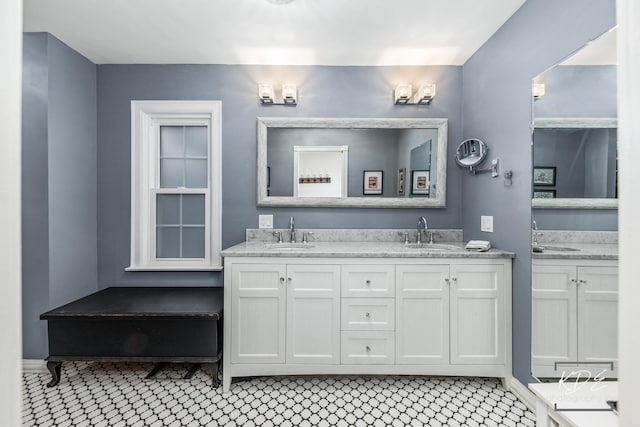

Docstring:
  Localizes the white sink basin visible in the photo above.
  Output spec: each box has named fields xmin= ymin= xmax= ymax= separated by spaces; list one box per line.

xmin=537 ymin=245 xmax=580 ymax=252
xmin=264 ymin=243 xmax=315 ymax=250
xmin=403 ymin=243 xmax=459 ymax=251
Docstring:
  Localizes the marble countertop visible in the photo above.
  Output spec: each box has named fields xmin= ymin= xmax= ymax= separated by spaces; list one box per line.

xmin=532 ymin=243 xmax=618 ymax=260
xmin=531 ymin=230 xmax=618 ymax=260
xmin=221 ymin=240 xmax=515 ymax=259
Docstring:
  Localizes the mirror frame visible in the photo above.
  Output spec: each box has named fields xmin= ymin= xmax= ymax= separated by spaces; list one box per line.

xmin=257 ymin=117 xmax=448 ymax=208
xmin=532 ymin=117 xmax=618 ymax=209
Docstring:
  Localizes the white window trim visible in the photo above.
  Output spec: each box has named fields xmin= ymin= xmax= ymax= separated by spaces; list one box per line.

xmin=128 ymin=100 xmax=222 ymax=271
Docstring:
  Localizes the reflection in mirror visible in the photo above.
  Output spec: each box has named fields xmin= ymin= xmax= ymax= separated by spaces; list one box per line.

xmin=530 ymin=28 xmax=619 ymax=381
xmin=532 ymin=118 xmax=617 ymax=208
xmin=532 ymin=28 xmax=617 ymax=209
xmin=257 ymin=118 xmax=448 ymax=208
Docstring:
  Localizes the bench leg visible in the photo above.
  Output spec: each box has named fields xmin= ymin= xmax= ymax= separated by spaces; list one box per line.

xmin=206 ymin=363 xmax=221 ymax=388
xmin=46 ymin=361 xmax=62 ymax=387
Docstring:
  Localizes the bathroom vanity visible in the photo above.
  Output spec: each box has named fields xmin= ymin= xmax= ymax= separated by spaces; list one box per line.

xmin=531 ymin=232 xmax=618 ymax=378
xmin=221 ymin=229 xmax=514 ymax=392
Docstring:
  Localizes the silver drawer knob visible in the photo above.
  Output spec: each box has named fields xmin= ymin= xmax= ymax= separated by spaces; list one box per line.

xmin=365 ymin=280 xmax=371 ymax=285
xmin=365 ymin=346 xmax=371 ymax=352
xmin=365 ymin=312 xmax=370 ymax=318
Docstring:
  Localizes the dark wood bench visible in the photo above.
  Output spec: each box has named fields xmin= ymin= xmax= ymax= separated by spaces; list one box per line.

xmin=40 ymin=287 xmax=223 ymax=387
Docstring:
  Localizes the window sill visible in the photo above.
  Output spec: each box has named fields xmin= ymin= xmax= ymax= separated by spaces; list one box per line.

xmin=125 ymin=265 xmax=223 ymax=272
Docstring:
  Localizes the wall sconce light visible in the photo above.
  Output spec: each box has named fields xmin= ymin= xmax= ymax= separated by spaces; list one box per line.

xmin=532 ymin=83 xmax=545 ymax=99
xmin=394 ymin=83 xmax=436 ymax=105
xmin=258 ymin=84 xmax=297 ymax=105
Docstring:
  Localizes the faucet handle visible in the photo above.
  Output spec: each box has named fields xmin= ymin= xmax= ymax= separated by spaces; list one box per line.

xmin=272 ymin=231 xmax=283 ymax=243
xmin=403 ymin=232 xmax=410 ymax=245
xmin=302 ymin=231 xmax=314 ymax=244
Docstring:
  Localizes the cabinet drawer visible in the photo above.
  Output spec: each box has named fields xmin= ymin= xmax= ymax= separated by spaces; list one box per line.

xmin=341 ymin=298 xmax=395 ymax=331
xmin=342 ymin=265 xmax=395 ymax=297
xmin=341 ymin=331 xmax=395 ymax=364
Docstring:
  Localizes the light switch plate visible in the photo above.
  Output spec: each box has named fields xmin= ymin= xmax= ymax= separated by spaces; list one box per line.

xmin=259 ymin=214 xmax=273 ymax=229
xmin=481 ymin=215 xmax=494 ymax=232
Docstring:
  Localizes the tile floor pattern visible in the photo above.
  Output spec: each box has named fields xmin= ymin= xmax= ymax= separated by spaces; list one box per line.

xmin=23 ymin=362 xmax=536 ymax=426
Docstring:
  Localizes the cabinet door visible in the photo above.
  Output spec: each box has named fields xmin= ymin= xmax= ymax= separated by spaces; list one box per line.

xmin=450 ymin=264 xmax=504 ymax=365
xmin=396 ymin=265 xmax=449 ymax=365
xmin=577 ymin=266 xmax=618 ymax=372
xmin=531 ymin=264 xmax=578 ymax=371
xmin=286 ymin=264 xmax=341 ymax=364
xmin=231 ymin=264 xmax=286 ymax=364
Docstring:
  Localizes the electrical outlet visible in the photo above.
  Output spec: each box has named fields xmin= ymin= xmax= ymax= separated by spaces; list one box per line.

xmin=259 ymin=214 xmax=273 ymax=229
xmin=481 ymin=215 xmax=494 ymax=233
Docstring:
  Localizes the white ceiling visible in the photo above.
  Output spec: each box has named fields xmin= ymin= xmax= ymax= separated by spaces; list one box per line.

xmin=24 ymin=0 xmax=526 ymax=65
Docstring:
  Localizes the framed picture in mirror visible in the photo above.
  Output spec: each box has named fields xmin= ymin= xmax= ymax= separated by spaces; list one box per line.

xmin=411 ymin=170 xmax=430 ymax=195
xmin=397 ymin=168 xmax=406 ymax=196
xmin=533 ymin=166 xmax=556 ymax=186
xmin=533 ymin=189 xmax=556 ymax=198
xmin=363 ymin=170 xmax=383 ymax=195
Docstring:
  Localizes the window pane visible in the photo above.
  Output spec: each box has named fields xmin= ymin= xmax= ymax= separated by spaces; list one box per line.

xmin=160 ymin=126 xmax=184 ymax=157
xmin=185 ymin=126 xmax=208 ymax=157
xmin=185 ymin=159 xmax=208 ymax=188
xmin=182 ymin=227 xmax=205 ymax=258
xmin=156 ymin=194 xmax=180 ymax=225
xmin=156 ymin=226 xmax=180 ymax=258
xmin=182 ymin=194 xmax=205 ymax=225
xmin=160 ymin=159 xmax=184 ymax=188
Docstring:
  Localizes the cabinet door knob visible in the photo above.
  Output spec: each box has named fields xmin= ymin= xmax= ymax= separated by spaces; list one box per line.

xmin=578 ymin=279 xmax=587 ymax=285
xmin=570 ymin=278 xmax=577 ymax=283
xmin=279 ymin=277 xmax=285 ymax=284
xmin=365 ymin=279 xmax=371 ymax=285
xmin=365 ymin=346 xmax=371 ymax=352
xmin=452 ymin=277 xmax=457 ymax=282
xmin=365 ymin=312 xmax=370 ymax=318
xmin=444 ymin=278 xmax=450 ymax=284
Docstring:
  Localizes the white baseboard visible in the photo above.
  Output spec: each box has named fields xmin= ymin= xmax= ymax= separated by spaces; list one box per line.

xmin=509 ymin=377 xmax=536 ymax=413
xmin=23 ymin=359 xmax=47 ymax=373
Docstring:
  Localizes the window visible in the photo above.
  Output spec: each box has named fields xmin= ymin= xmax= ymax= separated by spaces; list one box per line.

xmin=129 ymin=101 xmax=222 ymax=270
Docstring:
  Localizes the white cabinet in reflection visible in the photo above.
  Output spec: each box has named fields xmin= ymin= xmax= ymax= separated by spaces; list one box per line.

xmin=532 ymin=260 xmax=618 ymax=378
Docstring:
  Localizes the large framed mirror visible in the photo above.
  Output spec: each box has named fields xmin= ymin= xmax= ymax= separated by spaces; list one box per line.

xmin=530 ymin=28 xmax=619 ymax=380
xmin=257 ymin=117 xmax=448 ymax=208
xmin=532 ymin=117 xmax=617 ymax=209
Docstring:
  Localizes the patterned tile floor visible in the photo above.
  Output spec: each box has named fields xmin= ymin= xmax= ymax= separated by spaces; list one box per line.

xmin=23 ymin=362 xmax=536 ymax=426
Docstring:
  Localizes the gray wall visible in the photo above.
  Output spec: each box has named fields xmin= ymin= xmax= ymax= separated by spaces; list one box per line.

xmin=22 ymin=33 xmax=98 ymax=358
xmin=22 ymin=33 xmax=51 ymax=359
xmin=535 ymin=65 xmax=617 ymax=118
xmin=96 ymin=65 xmax=464 ymax=288
xmin=461 ymin=0 xmax=616 ymax=384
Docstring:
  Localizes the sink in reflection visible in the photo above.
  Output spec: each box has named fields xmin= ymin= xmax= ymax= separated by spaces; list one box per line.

xmin=264 ymin=243 xmax=315 ymax=250
xmin=403 ymin=243 xmax=459 ymax=251
xmin=534 ymin=245 xmax=581 ymax=252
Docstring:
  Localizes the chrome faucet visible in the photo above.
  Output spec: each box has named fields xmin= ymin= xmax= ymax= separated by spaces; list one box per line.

xmin=289 ymin=216 xmax=296 ymax=243
xmin=532 ymin=220 xmax=542 ymax=246
xmin=416 ymin=216 xmax=427 ymax=244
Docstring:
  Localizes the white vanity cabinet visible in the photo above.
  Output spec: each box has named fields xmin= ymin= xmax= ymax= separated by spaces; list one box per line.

xmin=223 ymin=257 xmax=512 ymax=392
xmin=532 ymin=259 xmax=618 ymax=377
xmin=230 ymin=263 xmax=341 ymax=365
xmin=396 ymin=263 xmax=506 ymax=366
